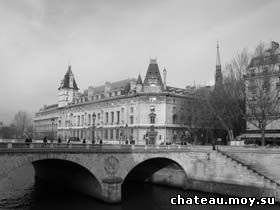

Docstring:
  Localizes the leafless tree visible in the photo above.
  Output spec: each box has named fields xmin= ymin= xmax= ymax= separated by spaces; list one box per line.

xmin=245 ymin=42 xmax=280 ymax=145
xmin=13 ymin=110 xmax=32 ymax=138
xmin=207 ymin=89 xmax=238 ymax=142
xmin=185 ymin=94 xmax=214 ymax=144
xmin=206 ymin=48 xmax=250 ymax=142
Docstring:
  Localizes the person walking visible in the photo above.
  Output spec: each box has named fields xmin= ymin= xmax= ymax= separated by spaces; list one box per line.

xmin=43 ymin=136 xmax=47 ymax=148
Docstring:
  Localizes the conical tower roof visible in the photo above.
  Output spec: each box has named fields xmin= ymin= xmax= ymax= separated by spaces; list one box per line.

xmin=143 ymin=59 xmax=163 ymax=86
xmin=58 ymin=65 xmax=79 ymax=90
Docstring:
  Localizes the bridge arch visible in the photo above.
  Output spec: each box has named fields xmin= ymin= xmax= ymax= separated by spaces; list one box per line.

xmin=122 ymin=157 xmax=187 ymax=185
xmin=0 ymin=154 xmax=103 ymax=200
xmin=32 ymin=158 xmax=102 ymax=199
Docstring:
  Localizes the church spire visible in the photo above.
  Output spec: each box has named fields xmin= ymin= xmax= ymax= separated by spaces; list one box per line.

xmin=216 ymin=42 xmax=221 ymax=67
xmin=215 ymin=42 xmax=223 ymax=88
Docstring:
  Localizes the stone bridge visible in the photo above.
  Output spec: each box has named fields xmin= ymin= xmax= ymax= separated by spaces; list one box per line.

xmin=0 ymin=143 xmax=279 ymax=203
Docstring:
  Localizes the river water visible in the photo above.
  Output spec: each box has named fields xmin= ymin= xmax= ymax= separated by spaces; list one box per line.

xmin=0 ymin=165 xmax=279 ymax=210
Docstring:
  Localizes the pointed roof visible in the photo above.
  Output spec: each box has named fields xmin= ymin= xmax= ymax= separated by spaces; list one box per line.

xmin=143 ymin=58 xmax=163 ymax=86
xmin=136 ymin=74 xmax=143 ymax=85
xmin=66 ymin=64 xmax=73 ymax=75
xmin=215 ymin=43 xmax=223 ymax=88
xmin=216 ymin=42 xmax=221 ymax=66
xmin=58 ymin=65 xmax=79 ymax=90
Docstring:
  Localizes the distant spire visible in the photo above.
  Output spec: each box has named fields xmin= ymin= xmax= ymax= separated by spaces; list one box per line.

xmin=216 ymin=41 xmax=221 ymax=66
xmin=215 ymin=42 xmax=223 ymax=88
xmin=136 ymin=73 xmax=143 ymax=85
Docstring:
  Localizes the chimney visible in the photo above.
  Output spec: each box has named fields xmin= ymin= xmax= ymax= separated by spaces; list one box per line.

xmin=150 ymin=58 xmax=157 ymax=64
xmin=163 ymin=68 xmax=167 ymax=90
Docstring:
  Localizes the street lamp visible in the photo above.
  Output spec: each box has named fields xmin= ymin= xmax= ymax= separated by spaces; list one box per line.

xmin=51 ymin=117 xmax=55 ymax=143
xmin=120 ymin=124 xmax=124 ymax=144
xmin=92 ymin=113 xmax=96 ymax=144
xmin=125 ymin=123 xmax=128 ymax=144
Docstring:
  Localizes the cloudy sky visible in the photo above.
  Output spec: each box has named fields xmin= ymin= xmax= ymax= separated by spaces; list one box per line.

xmin=0 ymin=0 xmax=280 ymax=124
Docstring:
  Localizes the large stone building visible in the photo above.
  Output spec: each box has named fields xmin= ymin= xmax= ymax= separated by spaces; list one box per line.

xmin=243 ymin=41 xmax=280 ymax=144
xmin=34 ymin=52 xmax=218 ymax=144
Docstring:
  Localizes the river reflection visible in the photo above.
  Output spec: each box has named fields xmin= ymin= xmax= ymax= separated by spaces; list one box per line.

xmin=0 ymin=165 xmax=279 ymax=210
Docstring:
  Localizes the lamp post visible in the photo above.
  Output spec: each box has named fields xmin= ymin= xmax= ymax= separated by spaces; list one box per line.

xmin=51 ymin=117 xmax=55 ymax=143
xmin=125 ymin=123 xmax=128 ymax=144
xmin=92 ymin=113 xmax=96 ymax=144
xmin=119 ymin=125 xmax=123 ymax=144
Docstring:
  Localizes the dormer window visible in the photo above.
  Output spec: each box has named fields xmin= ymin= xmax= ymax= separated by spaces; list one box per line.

xmin=70 ymin=76 xmax=73 ymax=88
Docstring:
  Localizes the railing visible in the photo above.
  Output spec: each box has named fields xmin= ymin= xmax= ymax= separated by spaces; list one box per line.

xmin=0 ymin=142 xmax=190 ymax=152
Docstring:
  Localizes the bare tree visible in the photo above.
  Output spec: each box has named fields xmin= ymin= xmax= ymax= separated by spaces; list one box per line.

xmin=245 ymin=42 xmax=280 ymax=145
xmin=13 ymin=110 xmax=32 ymax=138
xmin=207 ymin=89 xmax=238 ymax=142
xmin=185 ymin=92 xmax=214 ymax=144
xmin=206 ymin=48 xmax=250 ymax=143
xmin=185 ymin=99 xmax=202 ymax=144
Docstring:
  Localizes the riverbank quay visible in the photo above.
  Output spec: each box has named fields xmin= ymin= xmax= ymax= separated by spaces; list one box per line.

xmin=149 ymin=146 xmax=280 ymax=202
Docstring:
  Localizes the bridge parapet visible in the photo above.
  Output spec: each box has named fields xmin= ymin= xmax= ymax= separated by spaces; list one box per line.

xmin=0 ymin=142 xmax=198 ymax=153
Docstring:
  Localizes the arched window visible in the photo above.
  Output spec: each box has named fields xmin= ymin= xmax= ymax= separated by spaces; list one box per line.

xmin=151 ymin=115 xmax=155 ymax=124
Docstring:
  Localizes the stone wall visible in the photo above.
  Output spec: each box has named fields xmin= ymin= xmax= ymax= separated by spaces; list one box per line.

xmin=219 ymin=146 xmax=280 ymax=184
xmin=150 ymin=147 xmax=280 ymax=202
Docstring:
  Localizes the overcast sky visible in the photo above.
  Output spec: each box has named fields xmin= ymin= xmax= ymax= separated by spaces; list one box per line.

xmin=1 ymin=0 xmax=280 ymax=124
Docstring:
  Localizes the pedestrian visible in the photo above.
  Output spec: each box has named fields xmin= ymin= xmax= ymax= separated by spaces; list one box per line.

xmin=25 ymin=137 xmax=30 ymax=148
xmin=100 ymin=139 xmax=103 ymax=144
xmin=43 ymin=136 xmax=47 ymax=143
xmin=212 ymin=141 xmax=216 ymax=151
xmin=207 ymin=152 xmax=210 ymax=160
xmin=43 ymin=136 xmax=47 ymax=148
xmin=58 ymin=137 xmax=61 ymax=144
xmin=82 ymin=139 xmax=86 ymax=144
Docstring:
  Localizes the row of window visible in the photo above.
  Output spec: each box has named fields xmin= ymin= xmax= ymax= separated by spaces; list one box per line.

xmin=61 ymin=108 xmax=133 ymax=127
xmin=74 ymin=90 xmax=125 ymax=104
xmin=35 ymin=123 xmax=57 ymax=130
xmin=248 ymin=65 xmax=280 ymax=76
xmin=103 ymin=128 xmax=133 ymax=140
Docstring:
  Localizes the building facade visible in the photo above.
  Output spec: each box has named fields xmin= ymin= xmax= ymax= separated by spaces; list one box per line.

xmin=34 ymin=48 xmax=220 ymax=144
xmin=243 ymin=41 xmax=280 ymax=144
